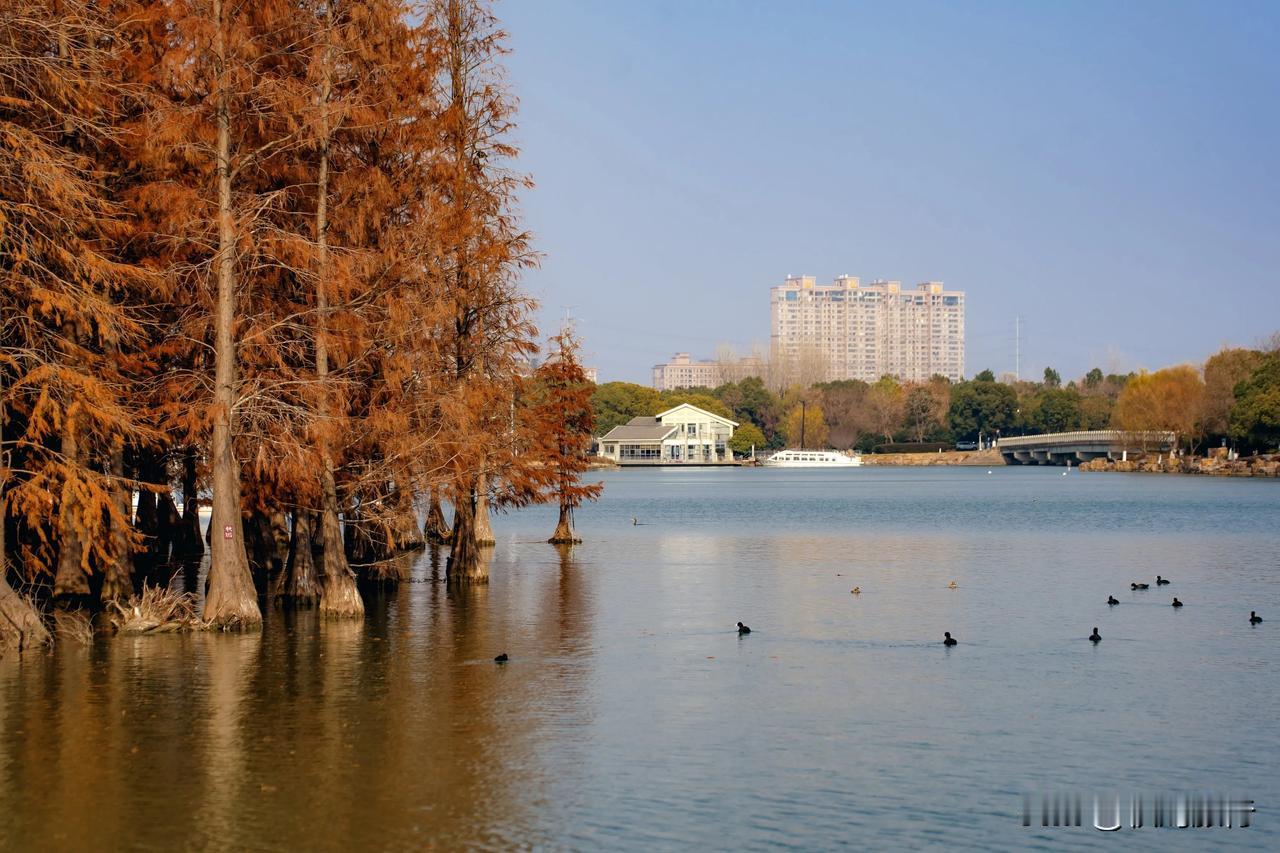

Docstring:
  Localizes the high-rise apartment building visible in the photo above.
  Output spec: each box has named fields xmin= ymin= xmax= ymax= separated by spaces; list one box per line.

xmin=770 ymin=275 xmax=965 ymax=383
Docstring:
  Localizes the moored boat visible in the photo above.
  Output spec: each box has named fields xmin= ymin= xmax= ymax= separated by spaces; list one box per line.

xmin=762 ymin=449 xmax=862 ymax=468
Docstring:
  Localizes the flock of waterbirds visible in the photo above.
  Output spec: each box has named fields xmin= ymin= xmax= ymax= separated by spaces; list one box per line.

xmin=1087 ymin=574 xmax=1264 ymax=643
xmin=487 ymin=541 xmax=1264 ymax=662
xmin=740 ymin=572 xmax=1263 ymax=653
xmin=493 ymin=576 xmax=1264 ymax=662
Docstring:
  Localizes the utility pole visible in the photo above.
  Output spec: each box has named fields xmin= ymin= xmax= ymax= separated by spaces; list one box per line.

xmin=1015 ymin=315 xmax=1022 ymax=381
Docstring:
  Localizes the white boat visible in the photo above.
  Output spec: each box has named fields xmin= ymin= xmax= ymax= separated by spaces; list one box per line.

xmin=763 ymin=449 xmax=863 ymax=468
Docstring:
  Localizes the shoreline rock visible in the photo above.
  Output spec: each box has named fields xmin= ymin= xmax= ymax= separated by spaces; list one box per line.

xmin=860 ymin=449 xmax=1005 ymax=467
xmin=1080 ymin=453 xmax=1278 ymax=477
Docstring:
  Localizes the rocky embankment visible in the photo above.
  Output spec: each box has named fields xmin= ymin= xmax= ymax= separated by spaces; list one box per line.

xmin=1080 ymin=452 xmax=1279 ymax=478
xmin=861 ymin=449 xmax=1005 ymax=467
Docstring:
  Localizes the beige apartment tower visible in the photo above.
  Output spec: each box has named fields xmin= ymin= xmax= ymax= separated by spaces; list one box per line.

xmin=770 ymin=275 xmax=965 ymax=384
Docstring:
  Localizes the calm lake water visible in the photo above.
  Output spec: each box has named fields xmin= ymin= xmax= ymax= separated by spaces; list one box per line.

xmin=2 ymin=468 xmax=1278 ymax=851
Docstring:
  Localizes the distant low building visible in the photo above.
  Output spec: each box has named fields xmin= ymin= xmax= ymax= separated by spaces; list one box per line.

xmin=651 ymin=352 xmax=722 ymax=390
xmin=651 ymin=352 xmax=767 ymax=390
xmin=598 ymin=403 xmax=738 ymax=464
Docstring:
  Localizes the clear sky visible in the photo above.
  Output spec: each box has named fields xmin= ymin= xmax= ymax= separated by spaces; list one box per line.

xmin=500 ymin=0 xmax=1280 ymax=385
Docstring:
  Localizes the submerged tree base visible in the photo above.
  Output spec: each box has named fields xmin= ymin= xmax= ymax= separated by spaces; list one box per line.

xmin=320 ymin=576 xmax=365 ymax=618
xmin=358 ymin=554 xmax=412 ymax=586
xmin=203 ymin=596 xmax=263 ymax=631
xmin=446 ymin=544 xmax=494 ymax=585
xmin=549 ymin=513 xmax=580 ymax=545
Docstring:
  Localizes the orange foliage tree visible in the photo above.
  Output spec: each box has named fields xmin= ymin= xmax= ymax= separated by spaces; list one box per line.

xmin=1 ymin=1 xmax=156 ymax=640
xmin=3 ymin=0 xmax=557 ymax=641
xmin=532 ymin=331 xmax=603 ymax=544
xmin=1111 ymin=365 xmax=1206 ymax=451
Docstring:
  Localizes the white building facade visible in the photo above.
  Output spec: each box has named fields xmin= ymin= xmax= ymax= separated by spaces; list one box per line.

xmin=651 ymin=353 xmax=724 ymax=391
xmin=598 ymin=403 xmax=738 ymax=464
xmin=770 ymin=275 xmax=965 ymax=383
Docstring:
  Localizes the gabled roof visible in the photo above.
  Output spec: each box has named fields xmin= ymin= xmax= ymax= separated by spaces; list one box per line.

xmin=600 ymin=416 xmax=678 ymax=443
xmin=654 ymin=403 xmax=739 ymax=428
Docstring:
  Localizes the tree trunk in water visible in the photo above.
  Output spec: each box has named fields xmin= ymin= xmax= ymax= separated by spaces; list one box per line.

xmin=423 ymin=486 xmax=451 ymax=544
xmin=100 ymin=437 xmax=134 ymax=603
xmin=156 ymin=491 xmax=181 ymax=566
xmin=318 ymin=493 xmax=362 ymax=617
xmin=1 ymin=493 xmax=50 ymax=649
xmin=278 ymin=511 xmax=320 ymax=605
xmin=389 ymin=486 xmax=423 ymax=551
xmin=474 ymin=473 xmax=495 ymax=546
xmin=53 ymin=408 xmax=90 ymax=604
xmin=548 ymin=503 xmax=579 ymax=544
xmin=203 ymin=0 xmax=261 ymax=628
xmin=133 ymin=449 xmax=161 ymax=571
xmin=311 ymin=12 xmax=362 ymax=619
xmin=178 ymin=447 xmax=203 ymax=559
xmin=446 ymin=480 xmax=485 ymax=583
xmin=244 ymin=509 xmax=280 ymax=585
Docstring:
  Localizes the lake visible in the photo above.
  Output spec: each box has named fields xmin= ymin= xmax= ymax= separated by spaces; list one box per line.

xmin=2 ymin=467 xmax=1278 ymax=850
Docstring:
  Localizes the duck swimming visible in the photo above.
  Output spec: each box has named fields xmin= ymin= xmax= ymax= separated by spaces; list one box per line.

xmin=1131 ymin=583 xmax=1149 ymax=590
xmin=947 ymin=581 xmax=958 ymax=590
xmin=494 ymin=653 xmax=509 ymax=663
xmin=737 ymin=622 xmax=751 ymax=634
xmin=1171 ymin=597 xmax=1183 ymax=608
xmin=1107 ymin=595 xmax=1119 ymax=605
xmin=943 ymin=631 xmax=957 ymax=646
xmin=851 ymin=587 xmax=861 ymax=595
xmin=1250 ymin=611 xmax=1263 ymax=624
xmin=1089 ymin=628 xmax=1102 ymax=643
xmin=1156 ymin=575 xmax=1170 ymax=585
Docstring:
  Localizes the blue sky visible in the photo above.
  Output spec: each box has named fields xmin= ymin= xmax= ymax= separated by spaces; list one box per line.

xmin=501 ymin=0 xmax=1280 ymax=384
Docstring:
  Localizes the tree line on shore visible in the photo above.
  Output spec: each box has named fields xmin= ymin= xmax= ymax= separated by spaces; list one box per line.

xmin=593 ymin=337 xmax=1280 ymax=456
xmin=1 ymin=0 xmax=599 ymax=650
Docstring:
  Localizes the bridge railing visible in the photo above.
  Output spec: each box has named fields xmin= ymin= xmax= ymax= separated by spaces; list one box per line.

xmin=996 ymin=430 xmax=1176 ymax=449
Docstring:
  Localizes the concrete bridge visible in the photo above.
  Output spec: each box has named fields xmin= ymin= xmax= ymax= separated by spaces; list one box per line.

xmin=996 ymin=430 xmax=1177 ymax=466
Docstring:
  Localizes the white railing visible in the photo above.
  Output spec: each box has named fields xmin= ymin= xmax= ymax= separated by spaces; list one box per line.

xmin=996 ymin=430 xmax=1176 ymax=449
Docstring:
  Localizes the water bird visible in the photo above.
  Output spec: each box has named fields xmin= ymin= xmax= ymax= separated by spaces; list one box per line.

xmin=1250 ymin=611 xmax=1263 ymax=624
xmin=947 ymin=581 xmax=958 ymax=589
xmin=631 ymin=517 xmax=638 ymax=525
xmin=1107 ymin=596 xmax=1119 ymax=606
xmin=737 ymin=622 xmax=751 ymax=635
xmin=1156 ymin=575 xmax=1170 ymax=585
xmin=1089 ymin=628 xmax=1102 ymax=643
xmin=987 ymin=470 xmax=993 ymax=474
xmin=851 ymin=587 xmax=861 ymax=595
xmin=943 ymin=631 xmax=957 ymax=646
xmin=494 ymin=653 xmax=509 ymax=663
xmin=1171 ymin=598 xmax=1183 ymax=608
xmin=1131 ymin=583 xmax=1149 ymax=590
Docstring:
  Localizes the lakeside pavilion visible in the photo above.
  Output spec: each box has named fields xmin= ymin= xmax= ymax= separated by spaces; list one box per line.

xmin=597 ymin=403 xmax=738 ymax=464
